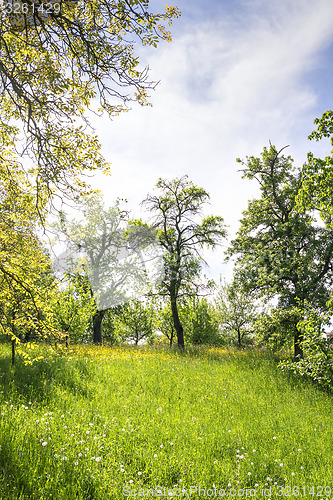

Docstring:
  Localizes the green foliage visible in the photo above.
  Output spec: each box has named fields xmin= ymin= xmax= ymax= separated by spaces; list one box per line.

xmin=112 ymin=299 xmax=157 ymax=345
xmin=142 ymin=175 xmax=226 ymax=348
xmin=254 ymin=307 xmax=301 ymax=352
xmin=180 ymin=298 xmax=221 ymax=346
xmin=0 ymin=157 xmax=64 ymax=354
xmin=215 ymin=280 xmax=258 ymax=347
xmin=155 ymin=303 xmax=176 ymax=347
xmin=50 ymin=276 xmax=96 ymax=344
xmin=99 ymin=306 xmax=127 ymax=345
xmin=0 ymin=1 xmax=180 ymax=204
xmin=279 ymin=307 xmax=333 ymax=390
xmin=298 ymin=110 xmax=333 ymax=222
xmin=228 ymin=145 xmax=333 ymax=356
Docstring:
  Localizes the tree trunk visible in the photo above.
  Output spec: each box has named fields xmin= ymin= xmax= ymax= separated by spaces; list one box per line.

xmin=11 ymin=338 xmax=15 ymax=366
xmin=169 ymin=327 xmax=174 ymax=348
xmin=11 ymin=310 xmax=16 ymax=365
xmin=294 ymin=329 xmax=303 ymax=359
xmin=93 ymin=310 xmax=105 ymax=344
xmin=237 ymin=328 xmax=242 ymax=347
xmin=170 ymin=297 xmax=184 ymax=349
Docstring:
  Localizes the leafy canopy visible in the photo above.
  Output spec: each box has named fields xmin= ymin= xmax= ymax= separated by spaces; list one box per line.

xmin=0 ymin=1 xmax=180 ymax=205
xmin=143 ymin=175 xmax=227 ymax=299
xmin=228 ymin=145 xmax=333 ymax=356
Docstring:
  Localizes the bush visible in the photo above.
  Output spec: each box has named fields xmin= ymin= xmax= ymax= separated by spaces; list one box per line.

xmin=254 ymin=307 xmax=300 ymax=352
xmin=180 ymin=298 xmax=222 ymax=346
xmin=279 ymin=310 xmax=333 ymax=391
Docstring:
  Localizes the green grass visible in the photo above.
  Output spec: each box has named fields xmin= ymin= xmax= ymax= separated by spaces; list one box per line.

xmin=0 ymin=344 xmax=332 ymax=499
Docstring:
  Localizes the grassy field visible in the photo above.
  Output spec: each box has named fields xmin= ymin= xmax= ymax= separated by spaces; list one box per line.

xmin=0 ymin=344 xmax=332 ymax=499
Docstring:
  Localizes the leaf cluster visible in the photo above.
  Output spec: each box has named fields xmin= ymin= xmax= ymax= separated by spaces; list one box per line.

xmin=279 ymin=305 xmax=333 ymax=390
xmin=229 ymin=145 xmax=333 ymax=312
xmin=0 ymin=1 xmax=181 ymax=206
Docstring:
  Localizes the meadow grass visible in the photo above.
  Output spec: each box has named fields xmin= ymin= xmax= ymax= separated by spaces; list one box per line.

xmin=0 ymin=343 xmax=332 ymax=499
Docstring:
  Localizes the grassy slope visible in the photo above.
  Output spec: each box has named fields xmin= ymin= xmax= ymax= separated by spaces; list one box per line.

xmin=0 ymin=344 xmax=332 ymax=499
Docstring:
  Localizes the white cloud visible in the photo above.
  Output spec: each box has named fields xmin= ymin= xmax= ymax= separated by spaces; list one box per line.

xmin=89 ymin=0 xmax=333 ymax=281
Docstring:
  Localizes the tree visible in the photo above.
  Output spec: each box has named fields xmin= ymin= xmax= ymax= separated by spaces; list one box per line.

xmin=254 ymin=306 xmax=300 ymax=352
xmin=215 ymin=279 xmax=258 ymax=347
xmin=55 ymin=194 xmax=151 ymax=343
xmin=0 ymin=154 xmax=62 ymax=362
xmin=0 ymin=246 xmax=56 ymax=364
xmin=180 ymin=297 xmax=221 ymax=346
xmin=50 ymin=275 xmax=96 ymax=344
xmin=227 ymin=145 xmax=333 ymax=358
xmin=113 ymin=299 xmax=156 ymax=346
xmin=0 ymin=1 xmax=180 ymax=207
xmin=157 ymin=303 xmax=176 ymax=347
xmin=142 ymin=176 xmax=227 ymax=348
xmin=99 ymin=305 xmax=127 ymax=345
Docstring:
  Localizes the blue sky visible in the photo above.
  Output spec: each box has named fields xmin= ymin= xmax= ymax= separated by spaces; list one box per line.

xmin=89 ymin=0 xmax=333 ymax=282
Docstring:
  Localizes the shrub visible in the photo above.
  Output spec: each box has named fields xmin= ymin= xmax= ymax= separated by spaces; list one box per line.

xmin=279 ymin=309 xmax=333 ymax=391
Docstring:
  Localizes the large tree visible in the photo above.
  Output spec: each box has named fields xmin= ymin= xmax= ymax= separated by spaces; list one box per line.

xmin=56 ymin=194 xmax=151 ymax=343
xmin=0 ymin=1 xmax=180 ymax=352
xmin=0 ymin=1 xmax=180 ymax=207
xmin=228 ymin=145 xmax=333 ymax=358
xmin=142 ymin=176 xmax=226 ymax=349
xmin=0 ymin=157 xmax=61 ymax=361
